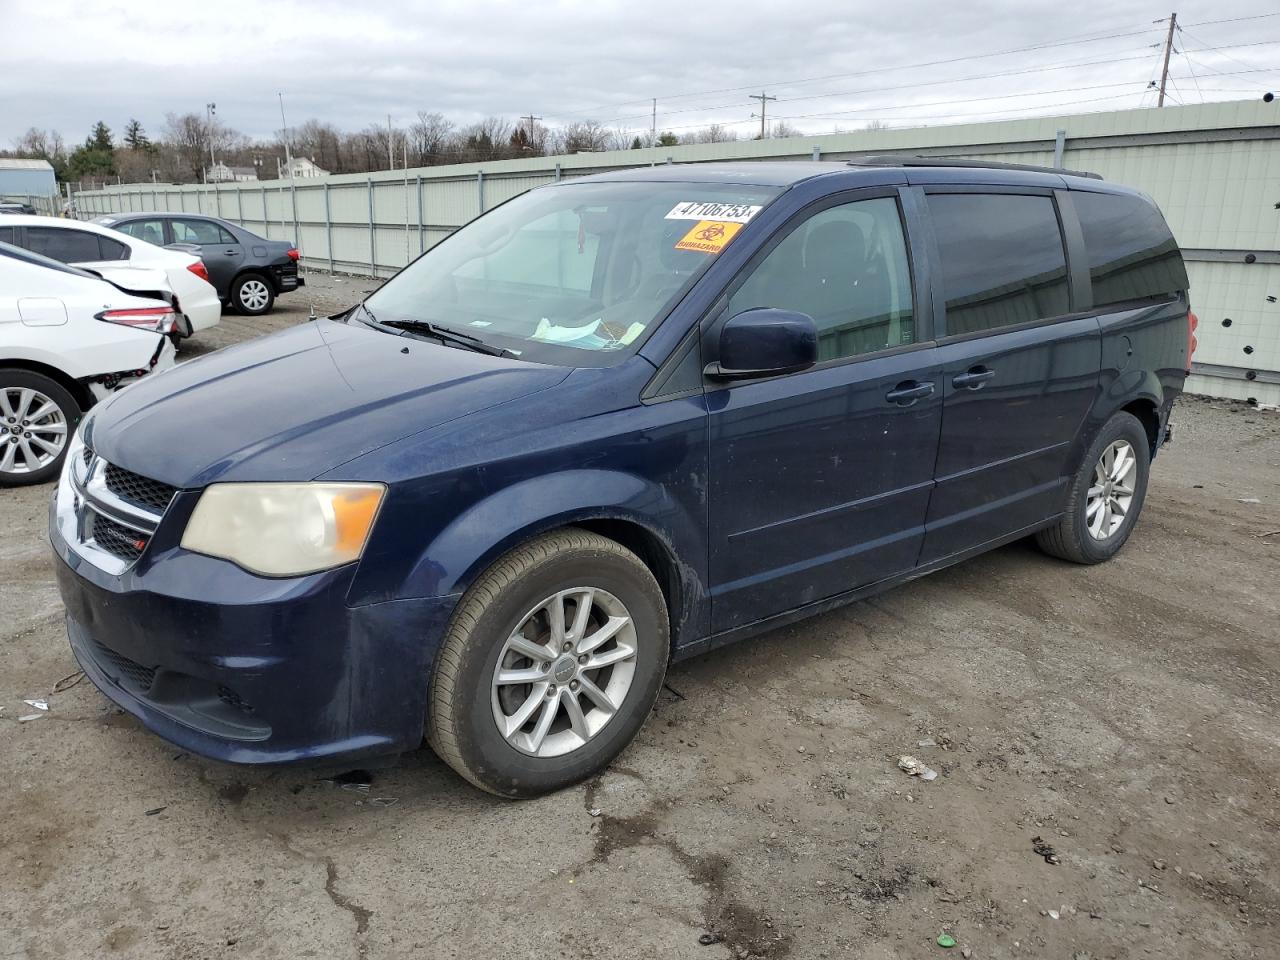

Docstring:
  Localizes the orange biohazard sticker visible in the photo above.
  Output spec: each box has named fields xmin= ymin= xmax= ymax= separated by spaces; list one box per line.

xmin=675 ymin=220 xmax=743 ymax=254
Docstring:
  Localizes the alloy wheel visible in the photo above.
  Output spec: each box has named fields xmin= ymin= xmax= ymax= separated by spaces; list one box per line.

xmin=0 ymin=387 xmax=68 ymax=475
xmin=1086 ymin=439 xmax=1137 ymax=540
xmin=491 ymin=587 xmax=638 ymax=758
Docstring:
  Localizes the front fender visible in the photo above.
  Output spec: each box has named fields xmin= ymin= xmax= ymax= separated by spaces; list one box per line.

xmin=407 ymin=469 xmax=705 ymax=621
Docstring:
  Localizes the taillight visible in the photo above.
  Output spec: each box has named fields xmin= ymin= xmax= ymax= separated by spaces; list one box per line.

xmin=187 ymin=261 xmax=210 ymax=283
xmin=1187 ymin=310 xmax=1199 ymax=371
xmin=96 ymin=306 xmax=178 ymax=335
xmin=287 ymin=248 xmax=300 ymax=261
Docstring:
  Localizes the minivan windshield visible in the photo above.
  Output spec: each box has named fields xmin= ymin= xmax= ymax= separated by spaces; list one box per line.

xmin=361 ymin=180 xmax=782 ymax=365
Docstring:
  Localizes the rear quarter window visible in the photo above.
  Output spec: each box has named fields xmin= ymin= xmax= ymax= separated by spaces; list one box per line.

xmin=927 ymin=192 xmax=1070 ymax=336
xmin=1073 ymin=191 xmax=1188 ymax=307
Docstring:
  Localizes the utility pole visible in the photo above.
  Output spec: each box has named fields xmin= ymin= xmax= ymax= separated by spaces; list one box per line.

xmin=521 ymin=113 xmax=543 ymax=150
xmin=749 ymin=90 xmax=777 ymax=139
xmin=388 ymin=114 xmax=394 ymax=170
xmin=278 ymin=92 xmax=293 ymax=177
xmin=1157 ymin=12 xmax=1178 ymax=107
xmin=205 ymin=102 xmax=217 ymax=177
xmin=651 ymin=98 xmax=657 ymax=147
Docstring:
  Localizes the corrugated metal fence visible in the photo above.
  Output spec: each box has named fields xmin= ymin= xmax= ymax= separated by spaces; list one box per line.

xmin=72 ymin=101 xmax=1280 ymax=404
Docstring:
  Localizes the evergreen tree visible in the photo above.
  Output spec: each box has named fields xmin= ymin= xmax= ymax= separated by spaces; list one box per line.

xmin=123 ymin=119 xmax=150 ymax=150
xmin=88 ymin=121 xmax=113 ymax=151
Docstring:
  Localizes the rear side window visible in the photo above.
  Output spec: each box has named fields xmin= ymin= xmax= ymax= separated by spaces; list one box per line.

xmin=96 ymin=236 xmax=129 ymax=261
xmin=0 ymin=226 xmax=13 ymax=243
xmin=25 ymin=226 xmax=104 ymax=263
xmin=1073 ymin=191 xmax=1187 ymax=306
xmin=928 ymin=193 xmax=1070 ymax=336
xmin=172 ymin=219 xmax=236 ymax=245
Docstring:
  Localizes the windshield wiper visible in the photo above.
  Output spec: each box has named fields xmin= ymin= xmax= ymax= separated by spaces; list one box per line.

xmin=349 ymin=302 xmax=514 ymax=358
xmin=382 ymin=318 xmax=515 ymax=358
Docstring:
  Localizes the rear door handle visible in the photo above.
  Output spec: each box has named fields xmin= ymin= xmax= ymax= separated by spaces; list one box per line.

xmin=953 ymin=366 xmax=995 ymax=389
xmin=885 ymin=380 xmax=935 ymax=405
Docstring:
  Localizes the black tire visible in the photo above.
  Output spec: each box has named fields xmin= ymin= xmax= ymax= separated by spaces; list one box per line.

xmin=0 ymin=369 xmax=82 ymax=487
xmin=428 ymin=528 xmax=669 ymax=798
xmin=1036 ymin=411 xmax=1151 ymax=564
xmin=231 ymin=273 xmax=275 ymax=316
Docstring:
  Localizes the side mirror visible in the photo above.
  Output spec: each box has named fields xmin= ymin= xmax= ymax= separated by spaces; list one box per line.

xmin=706 ymin=308 xmax=818 ymax=380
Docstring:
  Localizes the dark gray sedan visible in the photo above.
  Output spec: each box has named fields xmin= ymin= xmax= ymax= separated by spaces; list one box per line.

xmin=91 ymin=213 xmax=303 ymax=315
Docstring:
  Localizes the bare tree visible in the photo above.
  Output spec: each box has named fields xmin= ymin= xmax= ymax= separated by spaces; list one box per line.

xmin=161 ymin=111 xmax=241 ymax=181
xmin=770 ymin=120 xmax=802 ymax=138
xmin=291 ymin=119 xmax=343 ymax=173
xmin=681 ymin=123 xmax=739 ymax=145
xmin=604 ymin=126 xmax=638 ymax=152
xmin=554 ymin=120 xmax=611 ymax=154
xmin=163 ymin=112 xmax=209 ymax=181
xmin=409 ymin=111 xmax=457 ymax=165
xmin=11 ymin=127 xmax=66 ymax=160
xmin=863 ymin=119 xmax=891 ymax=131
xmin=458 ymin=117 xmax=513 ymax=161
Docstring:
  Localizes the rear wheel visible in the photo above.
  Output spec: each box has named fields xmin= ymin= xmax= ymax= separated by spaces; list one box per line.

xmin=232 ymin=274 xmax=274 ymax=315
xmin=428 ymin=529 xmax=669 ymax=797
xmin=0 ymin=370 xmax=80 ymax=486
xmin=1036 ymin=411 xmax=1150 ymax=564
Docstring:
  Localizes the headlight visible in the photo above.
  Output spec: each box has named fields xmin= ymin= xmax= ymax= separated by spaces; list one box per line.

xmin=181 ymin=483 xmax=385 ymax=577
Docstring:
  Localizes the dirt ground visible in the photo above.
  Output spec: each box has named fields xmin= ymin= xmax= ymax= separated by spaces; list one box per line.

xmin=2 ymin=276 xmax=1278 ymax=960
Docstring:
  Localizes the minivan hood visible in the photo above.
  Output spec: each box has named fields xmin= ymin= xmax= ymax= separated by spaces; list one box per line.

xmin=87 ymin=320 xmax=570 ymax=487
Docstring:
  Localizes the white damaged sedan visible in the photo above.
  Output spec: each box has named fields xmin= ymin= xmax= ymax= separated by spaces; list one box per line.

xmin=0 ymin=215 xmax=220 ymax=336
xmin=0 ymin=242 xmax=178 ymax=485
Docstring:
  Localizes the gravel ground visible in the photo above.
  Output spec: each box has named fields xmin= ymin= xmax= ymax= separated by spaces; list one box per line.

xmin=2 ymin=290 xmax=1278 ymax=960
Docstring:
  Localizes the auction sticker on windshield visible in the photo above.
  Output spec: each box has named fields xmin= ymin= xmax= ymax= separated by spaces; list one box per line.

xmin=675 ymin=220 xmax=744 ymax=254
xmin=665 ymin=201 xmax=762 ymax=223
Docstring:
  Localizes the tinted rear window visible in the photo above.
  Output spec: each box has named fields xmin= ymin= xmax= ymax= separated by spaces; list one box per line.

xmin=928 ymin=193 xmax=1070 ymax=336
xmin=26 ymin=226 xmax=104 ymax=263
xmin=1074 ymin=191 xmax=1187 ymax=306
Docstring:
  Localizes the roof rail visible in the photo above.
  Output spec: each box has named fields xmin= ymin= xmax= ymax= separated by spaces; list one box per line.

xmin=846 ymin=155 xmax=1103 ymax=180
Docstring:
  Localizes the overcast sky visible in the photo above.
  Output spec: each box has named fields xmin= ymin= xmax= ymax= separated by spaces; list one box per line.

xmin=3 ymin=1 xmax=1278 ymax=147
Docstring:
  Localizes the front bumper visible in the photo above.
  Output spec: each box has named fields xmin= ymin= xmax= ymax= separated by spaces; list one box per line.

xmin=50 ymin=491 xmax=457 ymax=765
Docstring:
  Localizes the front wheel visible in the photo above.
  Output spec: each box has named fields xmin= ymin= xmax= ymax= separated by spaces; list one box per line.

xmin=232 ymin=274 xmax=275 ymax=315
xmin=1036 ymin=411 xmax=1151 ymax=564
xmin=428 ymin=529 xmax=669 ymax=797
xmin=0 ymin=370 xmax=80 ymax=486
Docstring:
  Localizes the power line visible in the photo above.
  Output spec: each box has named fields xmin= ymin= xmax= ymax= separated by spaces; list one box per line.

xmin=1184 ymin=12 xmax=1280 ymax=28
xmin=586 ymin=48 xmax=1163 ymax=128
xmin=550 ymin=22 xmax=1165 ymax=121
xmin=1178 ymin=27 xmax=1280 ymax=86
xmin=1178 ymin=28 xmax=1206 ymax=103
xmin=558 ymin=34 xmax=1280 ymax=135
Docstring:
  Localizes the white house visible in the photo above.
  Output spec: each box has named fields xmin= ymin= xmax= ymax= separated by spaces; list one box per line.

xmin=280 ymin=157 xmax=329 ymax=179
xmin=206 ymin=161 xmax=258 ymax=183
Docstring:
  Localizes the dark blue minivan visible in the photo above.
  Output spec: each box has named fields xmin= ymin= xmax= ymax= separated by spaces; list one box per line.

xmin=50 ymin=159 xmax=1196 ymax=796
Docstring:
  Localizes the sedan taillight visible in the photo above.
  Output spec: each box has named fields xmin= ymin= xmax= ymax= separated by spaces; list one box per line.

xmin=187 ymin=261 xmax=210 ymax=283
xmin=287 ymin=248 xmax=300 ymax=261
xmin=97 ymin=306 xmax=178 ymax=334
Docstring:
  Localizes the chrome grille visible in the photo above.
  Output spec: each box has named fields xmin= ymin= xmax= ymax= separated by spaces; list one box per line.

xmin=59 ymin=447 xmax=172 ymax=575
xmin=104 ymin=463 xmax=176 ymax=512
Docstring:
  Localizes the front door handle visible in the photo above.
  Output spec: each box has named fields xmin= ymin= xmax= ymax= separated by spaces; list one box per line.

xmin=953 ymin=366 xmax=995 ymax=389
xmin=885 ymin=380 xmax=935 ymax=405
